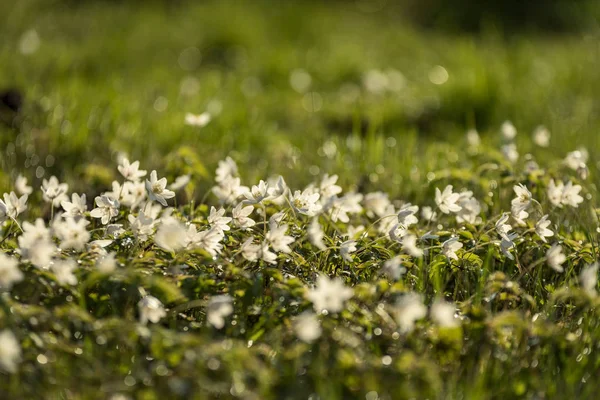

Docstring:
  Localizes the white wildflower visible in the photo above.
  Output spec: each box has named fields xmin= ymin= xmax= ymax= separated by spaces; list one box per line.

xmin=0 ymin=253 xmax=23 ymax=291
xmin=308 ymin=218 xmax=327 ymax=251
xmin=138 ymin=295 xmax=166 ymax=325
xmin=267 ymin=223 xmax=294 ymax=254
xmin=41 ymin=176 xmax=69 ymax=207
xmin=90 ymin=195 xmax=120 ymax=225
xmin=382 ymin=256 xmax=406 ymax=280
xmin=580 ymin=263 xmax=598 ymax=296
xmin=294 ymin=312 xmax=322 ymax=343
xmin=430 ymin=300 xmax=459 ymax=328
xmin=118 ymin=159 xmax=147 ymax=181
xmin=168 ymin=175 xmax=191 ymax=191
xmin=532 ymin=126 xmax=550 ymax=147
xmin=231 ymin=203 xmax=255 ymax=229
xmin=145 ymin=171 xmax=175 ymax=207
xmin=306 ymin=275 xmax=353 ymax=314
xmin=442 ymin=237 xmax=463 ymax=261
xmin=393 ymin=293 xmax=427 ymax=332
xmin=0 ymin=191 xmax=28 ymax=221
xmin=340 ymin=240 xmax=357 ymax=262
xmin=15 ymin=174 xmax=32 ymax=196
xmin=243 ymin=180 xmax=270 ymax=204
xmin=60 ymin=193 xmax=87 ymax=219
xmin=185 ymin=112 xmax=211 ymax=127
xmin=290 ymin=189 xmax=321 ymax=216
xmin=0 ymin=330 xmax=21 ymax=373
xmin=154 ymin=218 xmax=189 ymax=253
xmin=206 ymin=295 xmax=233 ymax=329
xmin=535 ymin=214 xmax=554 ymax=243
xmin=501 ymin=120 xmax=517 ymax=140
xmin=546 ymin=244 xmax=566 ymax=272
xmin=402 ymin=234 xmax=423 ymax=258
xmin=501 ymin=143 xmax=519 ymax=163
xmin=51 ymin=259 xmax=78 ymax=286
xmin=208 ymin=206 xmax=231 ymax=232
xmin=435 ymin=185 xmax=461 ymax=214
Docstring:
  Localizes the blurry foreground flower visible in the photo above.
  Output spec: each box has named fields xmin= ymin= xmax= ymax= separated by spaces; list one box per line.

xmin=155 ymin=218 xmax=189 ymax=253
xmin=431 ymin=300 xmax=459 ymax=328
xmin=294 ymin=312 xmax=322 ymax=343
xmin=206 ymin=295 xmax=233 ymax=329
xmin=51 ymin=259 xmax=78 ymax=286
xmin=340 ymin=240 xmax=357 ymax=262
xmin=580 ymin=263 xmax=598 ymax=296
xmin=306 ymin=275 xmax=353 ymax=314
xmin=393 ymin=293 xmax=427 ymax=332
xmin=546 ymin=244 xmax=566 ymax=272
xmin=0 ymin=330 xmax=21 ymax=373
xmin=0 ymin=253 xmax=23 ymax=290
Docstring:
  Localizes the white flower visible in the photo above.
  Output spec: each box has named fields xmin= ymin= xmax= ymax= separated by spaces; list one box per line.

xmin=267 ymin=223 xmax=294 ymax=254
xmin=456 ymin=191 xmax=481 ymax=225
xmin=0 ymin=191 xmax=28 ymax=221
xmin=145 ymin=171 xmax=175 ymax=207
xmin=308 ymin=218 xmax=327 ymax=251
xmin=243 ymin=180 xmax=270 ymax=205
xmin=402 ymin=234 xmax=423 ymax=258
xmin=511 ymin=184 xmax=532 ymax=217
xmin=0 ymin=330 xmax=21 ymax=373
xmin=393 ymin=293 xmax=427 ymax=332
xmin=97 ymin=253 xmax=117 ymax=274
xmin=128 ymin=211 xmax=156 ymax=241
xmin=215 ymin=157 xmax=238 ymax=183
xmin=501 ymin=143 xmax=519 ymax=163
xmin=208 ymin=206 xmax=231 ymax=232
xmin=499 ymin=232 xmax=518 ymax=260
xmin=319 ymin=174 xmax=343 ymax=202
xmin=535 ymin=215 xmax=554 ymax=243
xmin=138 ymin=295 xmax=166 ymax=325
xmin=60 ymin=193 xmax=87 ymax=219
xmin=51 ymin=259 xmax=78 ymax=285
xmin=547 ymin=179 xmax=564 ymax=207
xmin=466 ymin=129 xmax=480 ymax=147
xmin=168 ymin=175 xmax=191 ymax=191
xmin=41 ymin=176 xmax=69 ymax=207
xmin=185 ymin=112 xmax=211 ymax=127
xmin=267 ymin=176 xmax=288 ymax=200
xmin=532 ymin=126 xmax=550 ymax=147
xmin=561 ymin=181 xmax=583 ymax=208
xmin=212 ymin=176 xmax=248 ymax=204
xmin=501 ymin=120 xmax=517 ymax=140
xmin=294 ymin=312 xmax=322 ymax=343
xmin=187 ymin=225 xmax=224 ymax=257
xmin=206 ymin=295 xmax=233 ymax=329
xmin=328 ymin=193 xmax=363 ymax=223
xmin=53 ymin=217 xmax=91 ymax=251
xmin=546 ymin=244 xmax=566 ymax=272
xmin=382 ymin=256 xmax=406 ymax=280
xmin=442 ymin=237 xmax=463 ymax=261
xmin=435 ymin=185 xmax=461 ymax=214
xmin=306 ymin=275 xmax=353 ymax=314
xmin=15 ymin=174 xmax=32 ymax=196
xmin=0 ymin=253 xmax=23 ymax=290
xmin=90 ymin=195 xmax=120 ymax=225
xmin=17 ymin=219 xmax=56 ymax=269
xmin=155 ymin=217 xmax=189 ymax=253
xmin=580 ymin=263 xmax=598 ymax=296
xmin=240 ymin=237 xmax=261 ymax=262
xmin=495 ymin=213 xmax=513 ymax=242
xmin=291 ymin=189 xmax=321 ymax=216
xmin=421 ymin=206 xmax=437 ymax=222
xmin=118 ymin=159 xmax=147 ymax=181
xmin=364 ymin=192 xmax=391 ymax=218
xmin=430 ymin=300 xmax=459 ymax=328
xmin=340 ymin=240 xmax=357 ymax=262
xmin=231 ymin=203 xmax=255 ymax=229
xmin=564 ymin=149 xmax=588 ymax=171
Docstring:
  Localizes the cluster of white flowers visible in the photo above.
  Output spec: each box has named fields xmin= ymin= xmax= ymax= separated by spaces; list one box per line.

xmin=0 ymin=134 xmax=596 ymax=373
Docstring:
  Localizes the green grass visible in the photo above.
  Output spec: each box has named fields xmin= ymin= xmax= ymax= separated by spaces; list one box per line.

xmin=1 ymin=1 xmax=600 ymax=399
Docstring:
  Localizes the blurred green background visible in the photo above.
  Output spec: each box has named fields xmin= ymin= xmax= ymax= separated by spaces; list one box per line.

xmin=1 ymin=0 xmax=600 ymax=197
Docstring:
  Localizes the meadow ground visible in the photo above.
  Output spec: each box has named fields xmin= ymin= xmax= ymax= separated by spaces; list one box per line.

xmin=1 ymin=0 xmax=600 ymax=399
